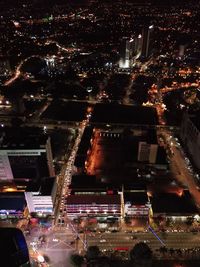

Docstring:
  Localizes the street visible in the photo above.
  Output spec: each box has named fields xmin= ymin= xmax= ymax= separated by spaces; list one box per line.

xmin=161 ymin=130 xmax=200 ymax=208
xmin=25 ymin=225 xmax=77 ymax=267
xmin=86 ymin=231 xmax=200 ymax=252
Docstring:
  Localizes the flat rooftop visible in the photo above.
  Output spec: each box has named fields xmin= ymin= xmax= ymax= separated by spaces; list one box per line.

xmin=91 ymin=103 xmax=158 ymax=125
xmin=123 ymin=182 xmax=147 ymax=192
xmin=70 ymin=174 xmax=119 ymax=191
xmin=0 ymin=127 xmax=47 ymax=149
xmin=85 ymin=127 xmax=165 ymax=182
xmin=66 ymin=194 xmax=121 ymax=205
xmin=151 ymin=191 xmax=198 ymax=214
xmin=124 ymin=191 xmax=148 ymax=205
xmin=41 ymin=100 xmax=89 ymax=122
xmin=25 ymin=176 xmax=55 ymax=195
xmin=0 ymin=192 xmax=26 ymax=211
xmin=71 ymin=174 xmax=97 ymax=187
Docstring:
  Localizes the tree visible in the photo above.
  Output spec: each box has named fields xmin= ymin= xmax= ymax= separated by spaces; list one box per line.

xmin=159 ymin=246 xmax=168 ymax=255
xmin=20 ymin=56 xmax=47 ymax=75
xmin=70 ymin=254 xmax=84 ymax=267
xmin=165 ymin=218 xmax=172 ymax=227
xmin=169 ymin=248 xmax=175 ymax=256
xmin=87 ymin=256 xmax=111 ymax=267
xmin=86 ymin=246 xmax=100 ymax=261
xmin=130 ymin=242 xmax=153 ymax=267
xmin=186 ymin=217 xmax=194 ymax=226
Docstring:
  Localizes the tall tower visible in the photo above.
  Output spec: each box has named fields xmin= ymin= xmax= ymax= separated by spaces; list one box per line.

xmin=179 ymin=44 xmax=186 ymax=58
xmin=134 ymin=34 xmax=143 ymax=57
xmin=119 ymin=38 xmax=134 ymax=68
xmin=141 ymin=25 xmax=153 ymax=58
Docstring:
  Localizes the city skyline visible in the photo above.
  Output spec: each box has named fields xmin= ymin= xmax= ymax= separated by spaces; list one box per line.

xmin=0 ymin=0 xmax=200 ymax=266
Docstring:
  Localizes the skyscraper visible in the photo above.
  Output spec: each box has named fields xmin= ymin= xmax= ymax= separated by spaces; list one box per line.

xmin=141 ymin=25 xmax=153 ymax=58
xmin=119 ymin=37 xmax=134 ymax=68
xmin=134 ymin=34 xmax=143 ymax=57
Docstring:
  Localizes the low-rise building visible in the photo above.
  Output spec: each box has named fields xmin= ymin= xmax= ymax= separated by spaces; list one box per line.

xmin=25 ymin=177 xmax=57 ymax=216
xmin=124 ymin=191 xmax=150 ymax=218
xmin=151 ymin=190 xmax=198 ymax=221
xmin=67 ymin=174 xmax=121 ymax=220
xmin=0 ymin=192 xmax=26 ymax=219
xmin=65 ymin=194 xmax=121 ymax=219
xmin=0 ymin=127 xmax=55 ymax=183
xmin=181 ymin=111 xmax=200 ymax=171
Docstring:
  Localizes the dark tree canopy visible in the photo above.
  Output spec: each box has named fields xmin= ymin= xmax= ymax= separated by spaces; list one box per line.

xmin=130 ymin=242 xmax=153 ymax=267
xmin=70 ymin=254 xmax=84 ymax=267
xmin=86 ymin=246 xmax=100 ymax=261
xmin=21 ymin=56 xmax=47 ymax=75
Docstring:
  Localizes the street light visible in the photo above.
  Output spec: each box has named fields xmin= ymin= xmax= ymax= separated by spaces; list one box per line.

xmin=37 ymin=255 xmax=45 ymax=263
xmin=43 ymin=126 xmax=47 ymax=134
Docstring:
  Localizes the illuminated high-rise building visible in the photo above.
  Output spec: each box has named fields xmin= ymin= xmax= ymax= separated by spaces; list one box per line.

xmin=134 ymin=34 xmax=143 ymax=57
xmin=141 ymin=25 xmax=154 ymax=58
xmin=119 ymin=37 xmax=134 ymax=68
